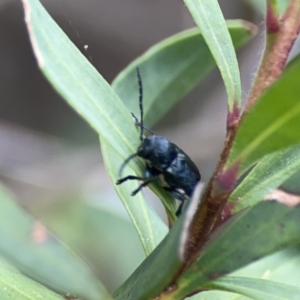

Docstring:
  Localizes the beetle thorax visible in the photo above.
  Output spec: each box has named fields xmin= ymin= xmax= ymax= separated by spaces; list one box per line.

xmin=137 ymin=135 xmax=177 ymax=171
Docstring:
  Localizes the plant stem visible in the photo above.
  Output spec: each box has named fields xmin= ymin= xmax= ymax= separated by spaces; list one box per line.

xmin=166 ymin=0 xmax=300 ymax=286
xmin=244 ymin=0 xmax=300 ymax=112
xmin=266 ymin=0 xmax=279 ymax=34
xmin=182 ymin=122 xmax=239 ymax=269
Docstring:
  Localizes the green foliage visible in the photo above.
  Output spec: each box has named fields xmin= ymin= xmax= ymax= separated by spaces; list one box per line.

xmin=183 ymin=0 xmax=242 ymax=112
xmin=229 ymin=144 xmax=300 ymax=212
xmin=0 ymin=185 xmax=111 ymax=300
xmin=103 ymin=20 xmax=255 ymax=242
xmin=101 ymin=141 xmax=168 ymax=255
xmin=226 ymin=56 xmax=300 ymax=174
xmin=112 ymin=20 xmax=252 ymax=126
xmin=113 ymin=185 xmax=202 ymax=300
xmin=174 ymin=201 xmax=300 ymax=299
xmin=1 ymin=0 xmax=299 ymax=299
xmin=0 ymin=258 xmax=63 ymax=300
xmin=206 ymin=276 xmax=300 ymax=300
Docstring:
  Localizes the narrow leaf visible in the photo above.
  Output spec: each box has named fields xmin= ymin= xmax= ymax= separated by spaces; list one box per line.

xmin=101 ymin=141 xmax=168 ymax=255
xmin=280 ymin=168 xmax=300 ymax=195
xmin=193 ymin=244 xmax=300 ymax=299
xmin=113 ymin=21 xmax=256 ymax=127
xmin=42 ymin=196 xmax=147 ymax=292
xmin=0 ymin=185 xmax=111 ymax=300
xmin=226 ymin=54 xmax=300 ymax=174
xmin=22 ymin=0 xmax=141 ymax=169
xmin=229 ymin=144 xmax=300 ymax=212
xmin=183 ymin=0 xmax=242 ymax=117
xmin=171 ymin=201 xmax=300 ymax=299
xmin=113 ymin=184 xmax=203 ymax=300
xmin=0 ymin=257 xmax=63 ymax=300
xmin=231 ymin=244 xmax=300 ymax=289
xmin=22 ymin=0 xmax=256 ymax=247
xmin=22 ymin=0 xmax=171 ymax=251
xmin=208 ymin=276 xmax=300 ymax=300
xmin=106 ymin=20 xmax=256 ymax=240
xmin=189 ymin=290 xmax=239 ymax=300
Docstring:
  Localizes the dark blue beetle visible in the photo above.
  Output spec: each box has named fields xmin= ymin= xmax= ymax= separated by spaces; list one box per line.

xmin=116 ymin=68 xmax=201 ymax=216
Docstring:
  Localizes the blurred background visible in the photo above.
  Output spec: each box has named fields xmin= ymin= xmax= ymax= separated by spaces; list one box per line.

xmin=0 ymin=0 xmax=266 ymax=292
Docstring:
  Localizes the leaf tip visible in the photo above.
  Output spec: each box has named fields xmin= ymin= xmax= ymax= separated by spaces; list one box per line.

xmin=266 ymin=1 xmax=280 ymax=34
xmin=264 ymin=189 xmax=300 ymax=207
xmin=22 ymin=0 xmax=45 ymax=68
xmin=238 ymin=19 xmax=259 ymax=37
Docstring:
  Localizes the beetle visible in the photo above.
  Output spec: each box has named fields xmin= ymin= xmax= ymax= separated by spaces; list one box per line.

xmin=116 ymin=68 xmax=201 ymax=216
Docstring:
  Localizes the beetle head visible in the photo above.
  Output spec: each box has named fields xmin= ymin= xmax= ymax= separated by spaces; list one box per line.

xmin=137 ymin=136 xmax=156 ymax=159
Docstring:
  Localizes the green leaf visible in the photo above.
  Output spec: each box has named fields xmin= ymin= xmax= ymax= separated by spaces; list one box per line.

xmin=22 ymin=0 xmax=140 ymax=168
xmin=101 ymin=141 xmax=168 ymax=256
xmin=232 ymin=244 xmax=300 ymax=288
xmin=207 ymin=276 xmax=300 ymax=300
xmin=183 ymin=0 xmax=242 ymax=114
xmin=193 ymin=244 xmax=300 ymax=299
xmin=113 ymin=20 xmax=256 ymax=127
xmin=113 ymin=184 xmax=203 ymax=300
xmin=113 ymin=221 xmax=184 ymax=300
xmin=22 ymin=0 xmax=256 ymax=248
xmin=280 ymin=168 xmax=300 ymax=195
xmin=102 ymin=134 xmax=178 ymax=226
xmin=22 ymin=0 xmax=171 ymax=252
xmin=190 ymin=290 xmax=240 ymax=300
xmin=228 ymin=144 xmax=300 ymax=212
xmin=0 ymin=184 xmax=111 ymax=300
xmin=105 ymin=20 xmax=256 ymax=241
xmin=0 ymin=257 xmax=63 ymax=300
xmin=226 ymin=54 xmax=300 ymax=174
xmin=42 ymin=196 xmax=147 ymax=292
xmin=190 ymin=290 xmax=240 ymax=299
xmin=171 ymin=201 xmax=300 ymax=299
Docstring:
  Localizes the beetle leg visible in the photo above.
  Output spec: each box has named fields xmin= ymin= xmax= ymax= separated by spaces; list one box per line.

xmin=176 ymin=201 xmax=184 ymax=217
xmin=116 ymin=175 xmax=157 ymax=185
xmin=116 ymin=175 xmax=148 ymax=185
xmin=163 ymin=188 xmax=186 ymax=216
xmin=163 ymin=187 xmax=186 ymax=201
xmin=131 ymin=177 xmax=158 ymax=196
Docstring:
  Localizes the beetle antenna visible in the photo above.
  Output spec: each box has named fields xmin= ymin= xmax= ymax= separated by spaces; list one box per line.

xmin=136 ymin=67 xmax=144 ymax=141
xmin=131 ymin=113 xmax=155 ymax=135
xmin=118 ymin=153 xmax=138 ymax=177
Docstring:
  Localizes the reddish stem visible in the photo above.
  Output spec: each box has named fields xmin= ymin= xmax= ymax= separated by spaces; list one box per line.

xmin=161 ymin=0 xmax=300 ymax=296
xmin=182 ymin=122 xmax=239 ymax=267
xmin=244 ymin=0 xmax=300 ymax=112
xmin=171 ymin=0 xmax=300 ymax=281
xmin=266 ymin=0 xmax=280 ymax=34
